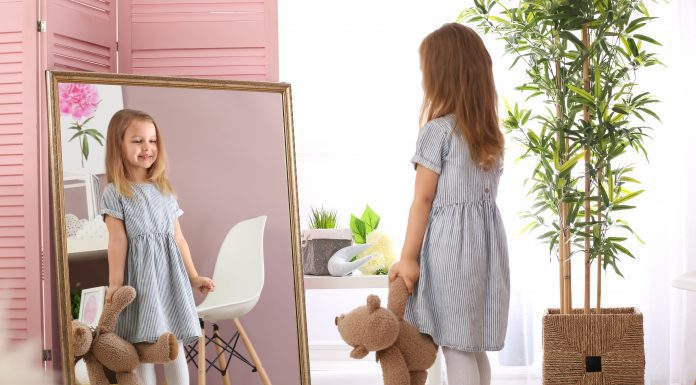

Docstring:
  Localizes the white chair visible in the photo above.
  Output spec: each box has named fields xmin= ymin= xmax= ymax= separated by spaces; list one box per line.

xmin=185 ymin=215 xmax=271 ymax=385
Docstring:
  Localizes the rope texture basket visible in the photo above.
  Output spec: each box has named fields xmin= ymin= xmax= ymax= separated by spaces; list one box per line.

xmin=543 ymin=307 xmax=645 ymax=385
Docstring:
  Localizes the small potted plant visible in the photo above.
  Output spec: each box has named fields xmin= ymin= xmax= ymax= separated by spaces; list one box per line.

xmin=301 ymin=207 xmax=352 ymax=275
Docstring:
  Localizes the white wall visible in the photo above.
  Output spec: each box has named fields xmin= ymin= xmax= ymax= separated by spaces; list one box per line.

xmin=279 ymin=1 xmax=690 ymax=382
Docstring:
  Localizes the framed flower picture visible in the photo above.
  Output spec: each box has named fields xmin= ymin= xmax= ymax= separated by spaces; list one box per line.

xmin=78 ymin=286 xmax=107 ymax=328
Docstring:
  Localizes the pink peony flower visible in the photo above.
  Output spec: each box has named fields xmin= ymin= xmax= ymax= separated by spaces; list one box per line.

xmin=58 ymin=83 xmax=100 ymax=120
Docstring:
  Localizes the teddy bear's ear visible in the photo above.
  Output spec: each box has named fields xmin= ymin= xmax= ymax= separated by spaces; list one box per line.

xmin=366 ymin=294 xmax=381 ymax=312
xmin=350 ymin=345 xmax=369 ymax=359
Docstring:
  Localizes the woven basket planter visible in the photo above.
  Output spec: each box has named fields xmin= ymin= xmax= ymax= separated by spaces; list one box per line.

xmin=543 ymin=307 xmax=645 ymax=385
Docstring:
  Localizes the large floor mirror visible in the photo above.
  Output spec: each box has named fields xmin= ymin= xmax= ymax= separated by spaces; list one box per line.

xmin=46 ymin=71 xmax=309 ymax=385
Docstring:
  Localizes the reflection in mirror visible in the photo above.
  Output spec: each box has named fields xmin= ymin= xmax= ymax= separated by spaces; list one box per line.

xmin=47 ymin=72 xmax=308 ymax=385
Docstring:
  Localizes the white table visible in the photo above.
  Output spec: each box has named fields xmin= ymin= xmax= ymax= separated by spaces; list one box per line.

xmin=671 ymin=271 xmax=696 ymax=385
xmin=671 ymin=271 xmax=696 ymax=291
xmin=303 ymin=275 xmax=444 ymax=385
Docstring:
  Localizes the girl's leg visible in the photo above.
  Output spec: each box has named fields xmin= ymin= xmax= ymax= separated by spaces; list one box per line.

xmin=134 ymin=363 xmax=157 ymax=385
xmin=442 ymin=346 xmax=479 ymax=385
xmin=474 ymin=352 xmax=491 ymax=385
xmin=163 ymin=342 xmax=190 ymax=385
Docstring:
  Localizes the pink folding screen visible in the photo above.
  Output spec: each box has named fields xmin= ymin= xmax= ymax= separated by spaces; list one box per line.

xmin=119 ymin=0 xmax=279 ymax=81
xmin=0 ymin=0 xmax=278 ymax=373
xmin=0 ymin=0 xmax=41 ymax=345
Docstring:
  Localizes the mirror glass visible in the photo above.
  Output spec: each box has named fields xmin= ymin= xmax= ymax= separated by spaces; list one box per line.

xmin=47 ymin=71 xmax=308 ymax=385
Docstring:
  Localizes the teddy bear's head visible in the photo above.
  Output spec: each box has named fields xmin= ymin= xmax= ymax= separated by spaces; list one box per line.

xmin=335 ymin=294 xmax=400 ymax=359
xmin=72 ymin=321 xmax=93 ymax=358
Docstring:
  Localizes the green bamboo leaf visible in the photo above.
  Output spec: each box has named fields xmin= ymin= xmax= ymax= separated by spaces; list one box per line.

xmin=613 ymin=189 xmax=644 ymax=205
xmin=559 ymin=31 xmax=584 ymax=50
xmin=613 ymin=243 xmax=635 ymax=258
xmin=612 ymin=205 xmax=636 ymax=211
xmin=519 ymin=220 xmax=540 ymax=235
xmin=558 ymin=150 xmax=586 ymax=173
xmin=633 ymin=34 xmax=662 ymax=46
xmin=627 ymin=38 xmax=639 ymax=57
xmin=567 ymin=84 xmax=594 ymax=102
xmin=619 ymin=176 xmax=641 ymax=184
xmin=607 ymin=166 xmax=614 ymax=202
xmin=636 ymin=107 xmax=661 ymax=122
xmin=537 ymin=230 xmax=557 ymax=240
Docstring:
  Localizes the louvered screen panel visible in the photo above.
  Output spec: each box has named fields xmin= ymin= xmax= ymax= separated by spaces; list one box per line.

xmin=0 ymin=0 xmax=40 ymax=345
xmin=122 ymin=0 xmax=278 ymax=81
xmin=47 ymin=0 xmax=116 ymax=72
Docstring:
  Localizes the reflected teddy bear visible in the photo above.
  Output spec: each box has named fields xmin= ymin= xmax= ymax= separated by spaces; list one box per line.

xmin=72 ymin=286 xmax=178 ymax=385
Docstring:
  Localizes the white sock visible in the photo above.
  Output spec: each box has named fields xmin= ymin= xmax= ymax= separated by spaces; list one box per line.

xmin=442 ymin=347 xmax=480 ymax=385
xmin=163 ymin=342 xmax=189 ymax=385
xmin=134 ymin=363 xmax=156 ymax=385
xmin=475 ymin=352 xmax=491 ymax=385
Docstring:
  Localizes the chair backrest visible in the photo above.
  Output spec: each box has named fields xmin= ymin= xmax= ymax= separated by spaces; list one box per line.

xmin=201 ymin=215 xmax=267 ymax=308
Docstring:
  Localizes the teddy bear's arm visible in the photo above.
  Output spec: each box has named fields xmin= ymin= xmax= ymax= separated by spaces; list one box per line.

xmin=388 ymin=277 xmax=409 ymax=319
xmin=84 ymin=355 xmax=111 ymax=385
xmin=135 ymin=333 xmax=178 ymax=364
xmin=379 ymin=346 xmax=410 ymax=385
xmin=410 ymin=370 xmax=428 ymax=385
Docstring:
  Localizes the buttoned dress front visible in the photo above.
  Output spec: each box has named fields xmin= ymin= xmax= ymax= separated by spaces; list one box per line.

xmin=404 ymin=115 xmax=510 ymax=352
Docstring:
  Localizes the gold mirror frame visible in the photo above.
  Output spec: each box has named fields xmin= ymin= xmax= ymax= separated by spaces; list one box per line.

xmin=46 ymin=70 xmax=309 ymax=385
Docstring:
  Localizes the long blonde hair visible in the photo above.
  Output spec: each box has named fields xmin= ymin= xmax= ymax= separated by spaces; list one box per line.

xmin=104 ymin=109 xmax=174 ymax=197
xmin=419 ymin=23 xmax=504 ymax=170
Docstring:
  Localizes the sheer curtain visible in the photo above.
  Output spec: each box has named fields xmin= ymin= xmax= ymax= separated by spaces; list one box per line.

xmin=279 ymin=1 xmax=695 ymax=383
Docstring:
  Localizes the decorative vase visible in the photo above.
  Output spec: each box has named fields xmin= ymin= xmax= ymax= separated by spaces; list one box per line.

xmin=542 ymin=307 xmax=645 ymax=384
xmin=300 ymin=228 xmax=352 ymax=275
xmin=327 ymin=244 xmax=375 ymax=277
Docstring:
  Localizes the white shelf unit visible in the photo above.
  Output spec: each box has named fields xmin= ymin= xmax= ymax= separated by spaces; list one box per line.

xmin=63 ymin=168 xmax=100 ymax=220
xmin=303 ymin=274 xmax=388 ymax=290
xmin=67 ymin=235 xmax=108 ymax=261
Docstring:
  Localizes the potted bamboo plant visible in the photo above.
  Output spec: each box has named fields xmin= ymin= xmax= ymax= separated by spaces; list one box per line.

xmin=463 ymin=0 xmax=661 ymax=383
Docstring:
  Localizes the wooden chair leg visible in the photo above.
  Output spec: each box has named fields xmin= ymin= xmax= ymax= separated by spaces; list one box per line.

xmin=198 ymin=321 xmax=206 ymax=385
xmin=213 ymin=326 xmax=232 ymax=385
xmin=233 ymin=318 xmax=271 ymax=385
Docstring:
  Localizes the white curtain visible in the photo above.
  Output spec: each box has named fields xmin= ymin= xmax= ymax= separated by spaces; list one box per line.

xmin=641 ymin=1 xmax=696 ymax=384
xmin=279 ymin=1 xmax=696 ymax=383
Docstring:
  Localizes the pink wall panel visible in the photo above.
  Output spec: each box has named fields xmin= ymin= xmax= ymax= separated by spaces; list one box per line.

xmin=0 ymin=0 xmax=42 ymax=360
xmin=47 ymin=0 xmax=116 ymax=72
xmin=120 ymin=0 xmax=278 ymax=81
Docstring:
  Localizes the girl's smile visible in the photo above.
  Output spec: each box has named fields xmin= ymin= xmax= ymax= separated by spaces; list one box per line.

xmin=122 ymin=119 xmax=158 ymax=180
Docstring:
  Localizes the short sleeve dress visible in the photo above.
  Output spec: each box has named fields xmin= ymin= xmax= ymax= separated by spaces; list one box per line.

xmin=100 ymin=183 xmax=201 ymax=345
xmin=404 ymin=115 xmax=510 ymax=352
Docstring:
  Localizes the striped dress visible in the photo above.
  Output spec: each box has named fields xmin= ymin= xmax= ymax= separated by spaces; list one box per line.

xmin=100 ymin=183 xmax=201 ymax=345
xmin=404 ymin=115 xmax=510 ymax=352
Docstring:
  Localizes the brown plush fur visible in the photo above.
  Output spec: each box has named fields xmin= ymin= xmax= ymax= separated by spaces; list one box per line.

xmin=335 ymin=277 xmax=438 ymax=385
xmin=72 ymin=286 xmax=179 ymax=385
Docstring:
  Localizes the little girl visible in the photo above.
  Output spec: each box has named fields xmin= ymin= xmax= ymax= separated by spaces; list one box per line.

xmin=389 ymin=23 xmax=510 ymax=385
xmin=100 ymin=109 xmax=215 ymax=385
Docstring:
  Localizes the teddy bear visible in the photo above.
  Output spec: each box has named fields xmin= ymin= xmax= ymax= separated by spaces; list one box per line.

xmin=72 ymin=286 xmax=179 ymax=385
xmin=335 ymin=276 xmax=438 ymax=385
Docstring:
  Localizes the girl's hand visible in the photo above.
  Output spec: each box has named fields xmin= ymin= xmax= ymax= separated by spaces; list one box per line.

xmin=191 ymin=276 xmax=216 ymax=295
xmin=105 ymin=284 xmax=122 ymax=306
xmin=388 ymin=259 xmax=420 ymax=294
